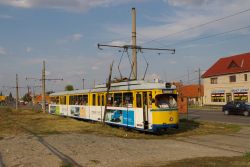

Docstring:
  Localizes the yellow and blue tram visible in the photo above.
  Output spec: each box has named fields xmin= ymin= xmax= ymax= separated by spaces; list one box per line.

xmin=49 ymin=80 xmax=179 ymax=132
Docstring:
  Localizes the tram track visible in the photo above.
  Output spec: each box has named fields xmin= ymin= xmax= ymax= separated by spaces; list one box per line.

xmin=5 ymin=114 xmax=83 ymax=167
xmin=185 ymin=135 xmax=250 ymax=150
xmin=225 ymin=133 xmax=250 ymax=140
xmin=19 ymin=124 xmax=82 ymax=167
xmin=175 ymin=137 xmax=245 ymax=154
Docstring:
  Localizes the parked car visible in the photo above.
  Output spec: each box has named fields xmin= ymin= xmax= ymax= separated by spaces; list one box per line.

xmin=222 ymin=101 xmax=250 ymax=116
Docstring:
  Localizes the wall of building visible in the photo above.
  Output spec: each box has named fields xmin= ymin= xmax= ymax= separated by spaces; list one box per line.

xmin=203 ymin=72 xmax=250 ymax=105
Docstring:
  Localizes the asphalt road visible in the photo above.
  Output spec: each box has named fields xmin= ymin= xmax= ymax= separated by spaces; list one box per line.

xmin=181 ymin=109 xmax=250 ymax=126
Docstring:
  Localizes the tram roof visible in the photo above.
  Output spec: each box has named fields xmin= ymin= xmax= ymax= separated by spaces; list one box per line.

xmin=50 ymin=80 xmax=176 ymax=96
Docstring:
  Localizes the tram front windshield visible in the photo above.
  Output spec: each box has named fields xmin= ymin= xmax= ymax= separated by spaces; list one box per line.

xmin=155 ymin=94 xmax=177 ymax=109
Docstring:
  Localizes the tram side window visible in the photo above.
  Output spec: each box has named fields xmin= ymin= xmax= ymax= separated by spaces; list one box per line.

xmin=69 ymin=96 xmax=75 ymax=105
xmin=123 ymin=93 xmax=133 ymax=107
xmin=51 ymin=96 xmax=59 ymax=104
xmin=59 ymin=96 xmax=66 ymax=105
xmin=136 ymin=93 xmax=142 ymax=108
xmin=77 ymin=95 xmax=83 ymax=105
xmin=83 ymin=95 xmax=88 ymax=105
xmin=114 ymin=93 xmax=122 ymax=107
xmin=107 ymin=93 xmax=114 ymax=106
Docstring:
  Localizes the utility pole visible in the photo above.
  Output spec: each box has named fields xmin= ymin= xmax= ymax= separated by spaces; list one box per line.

xmin=42 ymin=60 xmax=46 ymax=113
xmin=97 ymin=8 xmax=175 ymax=81
xmin=131 ymin=7 xmax=137 ymax=80
xmin=27 ymin=85 xmax=30 ymax=95
xmin=103 ymin=61 xmax=114 ymax=123
xmin=198 ymin=68 xmax=202 ymax=106
xmin=26 ymin=62 xmax=63 ymax=113
xmin=198 ymin=68 xmax=201 ymax=87
xmin=82 ymin=77 xmax=85 ymax=89
xmin=16 ymin=74 xmax=19 ymax=110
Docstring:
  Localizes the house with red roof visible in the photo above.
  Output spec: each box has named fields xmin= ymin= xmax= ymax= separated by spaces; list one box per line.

xmin=202 ymin=52 xmax=250 ymax=105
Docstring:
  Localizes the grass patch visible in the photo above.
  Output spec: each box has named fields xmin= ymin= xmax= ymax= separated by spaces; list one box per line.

xmin=244 ymin=152 xmax=250 ymax=159
xmin=60 ymin=162 xmax=73 ymax=167
xmin=158 ymin=156 xmax=250 ymax=167
xmin=90 ymin=159 xmax=101 ymax=164
xmin=0 ymin=108 xmax=241 ymax=139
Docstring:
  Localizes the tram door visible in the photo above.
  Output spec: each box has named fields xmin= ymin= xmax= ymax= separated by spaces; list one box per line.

xmin=142 ymin=92 xmax=149 ymax=129
xmin=97 ymin=94 xmax=105 ymax=120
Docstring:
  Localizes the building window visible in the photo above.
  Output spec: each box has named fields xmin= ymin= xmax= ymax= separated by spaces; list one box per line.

xmin=211 ymin=93 xmax=225 ymax=102
xmin=234 ymin=92 xmax=248 ymax=102
xmin=229 ymin=75 xmax=236 ymax=82
xmin=210 ymin=77 xmax=217 ymax=84
xmin=244 ymin=74 xmax=247 ymax=81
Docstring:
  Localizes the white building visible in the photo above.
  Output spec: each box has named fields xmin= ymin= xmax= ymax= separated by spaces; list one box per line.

xmin=202 ymin=52 xmax=250 ymax=105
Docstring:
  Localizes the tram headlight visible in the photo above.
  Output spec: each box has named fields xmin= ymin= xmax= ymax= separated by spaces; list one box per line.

xmin=169 ymin=117 xmax=174 ymax=122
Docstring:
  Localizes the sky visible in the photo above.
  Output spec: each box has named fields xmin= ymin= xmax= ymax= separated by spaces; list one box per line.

xmin=0 ymin=0 xmax=250 ymax=96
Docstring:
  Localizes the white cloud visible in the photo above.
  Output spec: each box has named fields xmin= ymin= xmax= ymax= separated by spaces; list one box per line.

xmin=26 ymin=47 xmax=33 ymax=53
xmin=0 ymin=46 xmax=7 ymax=55
xmin=91 ymin=65 xmax=99 ymax=70
xmin=0 ymin=0 xmax=146 ymax=12
xmin=108 ymin=40 xmax=128 ymax=46
xmin=106 ymin=0 xmax=250 ymax=47
xmin=165 ymin=0 xmax=214 ymax=7
xmin=24 ymin=58 xmax=45 ymax=65
xmin=0 ymin=14 xmax=13 ymax=19
xmin=0 ymin=0 xmax=32 ymax=8
xmin=71 ymin=33 xmax=83 ymax=41
xmin=58 ymin=33 xmax=83 ymax=44
xmin=169 ymin=60 xmax=177 ymax=64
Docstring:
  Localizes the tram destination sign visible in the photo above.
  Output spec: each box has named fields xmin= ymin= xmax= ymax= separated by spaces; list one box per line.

xmin=163 ymin=89 xmax=174 ymax=94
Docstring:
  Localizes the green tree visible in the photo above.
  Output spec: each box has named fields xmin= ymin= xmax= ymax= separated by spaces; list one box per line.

xmin=22 ymin=93 xmax=32 ymax=102
xmin=6 ymin=92 xmax=14 ymax=103
xmin=65 ymin=85 xmax=74 ymax=91
xmin=9 ymin=92 xmax=12 ymax=99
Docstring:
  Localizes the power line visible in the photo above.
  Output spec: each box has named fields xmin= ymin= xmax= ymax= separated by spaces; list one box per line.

xmin=142 ymin=8 xmax=250 ymax=45
xmin=164 ymin=25 xmax=250 ymax=47
xmin=176 ymin=32 xmax=250 ymax=51
xmin=171 ymin=69 xmax=206 ymax=81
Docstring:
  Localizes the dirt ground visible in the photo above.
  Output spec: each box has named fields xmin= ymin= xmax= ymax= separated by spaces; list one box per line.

xmin=1 ymin=130 xmax=248 ymax=167
xmin=0 ymin=109 xmax=249 ymax=167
